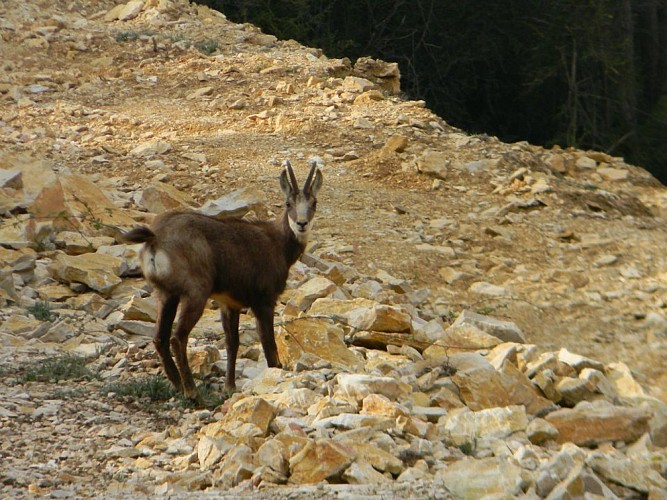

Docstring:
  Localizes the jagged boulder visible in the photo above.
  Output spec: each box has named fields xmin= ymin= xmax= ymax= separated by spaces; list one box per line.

xmin=49 ymin=252 xmax=123 ymax=295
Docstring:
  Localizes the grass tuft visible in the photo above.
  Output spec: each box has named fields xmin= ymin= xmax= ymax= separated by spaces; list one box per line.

xmin=194 ymin=39 xmax=220 ymax=55
xmin=180 ymin=381 xmax=227 ymax=409
xmin=27 ymin=300 xmax=55 ymax=322
xmin=115 ymin=29 xmax=157 ymax=42
xmin=104 ymin=375 xmax=177 ymax=402
xmin=20 ymin=354 xmax=97 ymax=383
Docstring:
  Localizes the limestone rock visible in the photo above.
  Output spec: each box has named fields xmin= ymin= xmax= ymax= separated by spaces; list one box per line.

xmin=49 ymin=252 xmax=123 ymax=295
xmin=289 ymin=276 xmax=338 ymax=311
xmin=188 ymin=345 xmax=220 ymax=379
xmin=288 ymin=439 xmax=355 ymax=484
xmin=29 ymin=174 xmax=135 ymax=232
xmin=344 ymin=442 xmax=404 ymax=476
xmin=453 ymin=310 xmax=526 ymax=343
xmin=308 ymin=297 xmax=412 ymax=333
xmin=335 ymin=373 xmax=412 ymax=406
xmin=0 ymin=247 xmax=36 ymax=274
xmin=136 ymin=182 xmax=194 ymax=213
xmin=97 ymin=243 xmax=142 ymax=277
xmin=118 ymin=0 xmax=145 ymax=22
xmin=555 ymin=376 xmax=600 ymax=406
xmin=197 ymin=435 xmax=232 ymax=471
xmin=54 ymin=231 xmax=115 ymax=255
xmin=441 ymin=405 xmax=528 ymax=448
xmin=256 ymin=438 xmax=288 ymax=475
xmin=498 ymin=360 xmax=554 ymax=415
xmin=119 ymin=295 xmax=157 ymax=322
xmin=449 ymin=354 xmax=513 ymax=410
xmin=588 ymin=452 xmax=667 ymax=493
xmin=129 ymin=140 xmax=172 ymax=157
xmin=606 ymin=361 xmax=646 ymax=398
xmin=526 ymin=418 xmax=559 ymax=445
xmin=103 ymin=3 xmax=126 ymax=21
xmin=383 ymin=135 xmax=408 ymax=153
xmin=218 ymin=396 xmax=276 ymax=436
xmin=545 ymin=400 xmax=652 ymax=445
xmin=546 ymin=463 xmax=588 ymax=499
xmin=360 ymin=393 xmax=408 ymax=419
xmin=341 ymin=460 xmax=391 ymax=485
xmin=198 ymin=188 xmax=267 ymax=218
xmin=276 ymin=317 xmax=362 ymax=371
xmin=346 ymin=303 xmax=412 ymax=333
xmin=421 ymin=324 xmax=501 ymax=356
xmin=114 ymin=320 xmax=154 ymax=338
xmin=416 ymin=150 xmax=449 ymax=179
xmin=557 ymin=347 xmax=604 ymax=373
xmin=313 ymin=413 xmax=393 ymax=432
xmin=597 ymin=166 xmax=629 ymax=181
xmin=341 ymin=76 xmax=375 ymax=93
xmin=468 ymin=281 xmax=508 ymax=297
xmin=353 ymin=56 xmax=401 ymax=94
xmin=534 ymin=445 xmax=585 ymax=497
xmin=437 ymin=456 xmax=526 ymax=498
xmin=214 ymin=444 xmax=255 ymax=488
xmin=0 ymin=168 xmax=22 ymax=189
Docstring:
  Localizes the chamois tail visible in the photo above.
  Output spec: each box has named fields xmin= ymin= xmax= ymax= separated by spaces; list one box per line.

xmin=122 ymin=226 xmax=156 ymax=244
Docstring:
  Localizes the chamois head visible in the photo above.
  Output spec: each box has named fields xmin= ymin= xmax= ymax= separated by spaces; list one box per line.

xmin=280 ymin=160 xmax=322 ymax=243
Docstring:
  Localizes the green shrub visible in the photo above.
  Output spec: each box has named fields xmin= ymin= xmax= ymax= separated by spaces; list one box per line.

xmin=27 ymin=300 xmax=55 ymax=322
xmin=115 ymin=29 xmax=156 ymax=42
xmin=194 ymin=39 xmax=220 ymax=55
xmin=104 ymin=376 xmax=177 ymax=402
xmin=20 ymin=354 xmax=97 ymax=383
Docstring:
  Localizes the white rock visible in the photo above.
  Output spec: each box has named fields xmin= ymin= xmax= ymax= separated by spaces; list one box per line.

xmin=468 ymin=281 xmax=507 ymax=297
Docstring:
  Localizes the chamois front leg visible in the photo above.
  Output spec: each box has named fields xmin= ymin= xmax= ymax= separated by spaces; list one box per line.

xmin=252 ymin=304 xmax=282 ymax=370
xmin=171 ymin=296 xmax=207 ymax=402
xmin=221 ymin=306 xmax=240 ymax=393
xmin=154 ymin=294 xmax=183 ymax=392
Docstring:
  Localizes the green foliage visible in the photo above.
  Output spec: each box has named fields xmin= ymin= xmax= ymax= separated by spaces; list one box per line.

xmin=115 ymin=29 xmax=157 ymax=42
xmin=104 ymin=376 xmax=227 ymax=407
xmin=475 ymin=306 xmax=497 ymax=316
xmin=104 ymin=376 xmax=177 ymax=402
xmin=20 ymin=354 xmax=98 ymax=383
xmin=51 ymin=388 xmax=87 ymax=399
xmin=458 ymin=438 xmax=478 ymax=456
xmin=27 ymin=300 xmax=55 ymax=322
xmin=187 ymin=381 xmax=227 ymax=409
xmin=194 ymin=39 xmax=220 ymax=55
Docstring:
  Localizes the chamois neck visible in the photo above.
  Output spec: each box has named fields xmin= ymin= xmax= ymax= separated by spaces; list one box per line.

xmin=277 ymin=210 xmax=306 ymax=266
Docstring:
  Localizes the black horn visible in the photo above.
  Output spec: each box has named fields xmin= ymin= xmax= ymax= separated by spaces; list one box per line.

xmin=304 ymin=160 xmax=317 ymax=193
xmin=284 ymin=160 xmax=299 ymax=191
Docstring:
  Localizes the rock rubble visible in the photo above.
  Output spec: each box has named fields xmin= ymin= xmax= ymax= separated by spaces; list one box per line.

xmin=1 ymin=0 xmax=667 ymax=498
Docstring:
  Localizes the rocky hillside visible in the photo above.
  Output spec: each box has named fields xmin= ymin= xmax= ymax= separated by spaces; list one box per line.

xmin=1 ymin=0 xmax=666 ymax=498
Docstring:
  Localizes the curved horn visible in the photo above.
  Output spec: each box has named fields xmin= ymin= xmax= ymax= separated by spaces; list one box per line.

xmin=304 ymin=160 xmax=317 ymax=193
xmin=284 ymin=160 xmax=298 ymax=191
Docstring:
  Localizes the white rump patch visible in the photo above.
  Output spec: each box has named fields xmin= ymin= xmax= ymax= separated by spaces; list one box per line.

xmin=143 ymin=249 xmax=172 ymax=279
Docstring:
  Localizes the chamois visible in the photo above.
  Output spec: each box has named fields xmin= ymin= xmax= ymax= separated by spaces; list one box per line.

xmin=122 ymin=161 xmax=323 ymax=401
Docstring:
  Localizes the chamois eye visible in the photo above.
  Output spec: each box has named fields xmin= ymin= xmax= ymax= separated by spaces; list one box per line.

xmin=286 ymin=200 xmax=292 ymax=209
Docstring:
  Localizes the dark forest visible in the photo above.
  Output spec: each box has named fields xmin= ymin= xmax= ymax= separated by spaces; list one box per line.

xmin=200 ymin=0 xmax=667 ymax=183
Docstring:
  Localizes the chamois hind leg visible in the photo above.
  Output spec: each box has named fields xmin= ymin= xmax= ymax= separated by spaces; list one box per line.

xmin=171 ymin=295 xmax=207 ymax=402
xmin=252 ymin=304 xmax=282 ymax=369
xmin=154 ymin=294 xmax=182 ymax=392
xmin=220 ymin=306 xmax=241 ymax=392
